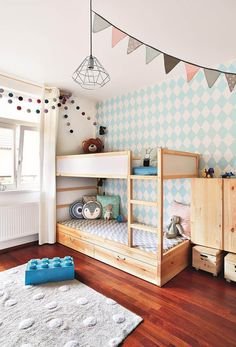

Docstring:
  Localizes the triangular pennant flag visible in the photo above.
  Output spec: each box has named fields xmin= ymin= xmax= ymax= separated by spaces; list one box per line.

xmin=225 ymin=73 xmax=236 ymax=92
xmin=146 ymin=46 xmax=161 ymax=64
xmin=93 ymin=13 xmax=111 ymax=33
xmin=185 ymin=63 xmax=200 ymax=82
xmin=127 ymin=37 xmax=142 ymax=54
xmin=204 ymin=69 xmax=221 ymax=88
xmin=112 ymin=27 xmax=127 ymax=47
xmin=164 ymin=54 xmax=180 ymax=74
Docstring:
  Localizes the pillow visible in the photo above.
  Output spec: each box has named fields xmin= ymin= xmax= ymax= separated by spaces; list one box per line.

xmin=82 ymin=195 xmax=96 ymax=204
xmin=170 ymin=200 xmax=191 ymax=237
xmin=82 ymin=201 xmax=102 ymax=220
xmin=69 ymin=200 xmax=84 ymax=219
xmin=97 ymin=195 xmax=120 ymax=219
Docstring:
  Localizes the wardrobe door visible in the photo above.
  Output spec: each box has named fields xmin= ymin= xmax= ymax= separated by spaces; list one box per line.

xmin=224 ymin=179 xmax=236 ymax=252
xmin=191 ymin=179 xmax=223 ymax=249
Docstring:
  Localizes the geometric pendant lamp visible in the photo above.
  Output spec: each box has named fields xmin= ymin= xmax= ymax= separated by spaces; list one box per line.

xmin=72 ymin=0 xmax=110 ymax=89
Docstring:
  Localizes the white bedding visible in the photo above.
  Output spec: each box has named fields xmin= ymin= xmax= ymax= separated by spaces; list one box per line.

xmin=59 ymin=219 xmax=188 ymax=254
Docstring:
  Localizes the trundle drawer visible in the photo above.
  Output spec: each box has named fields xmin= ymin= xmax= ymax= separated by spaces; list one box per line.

xmin=192 ymin=245 xmax=223 ymax=276
xmin=57 ymin=231 xmax=94 ymax=257
xmin=94 ymin=245 xmax=157 ymax=283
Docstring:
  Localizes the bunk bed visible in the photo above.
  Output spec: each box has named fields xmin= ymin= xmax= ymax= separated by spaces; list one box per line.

xmin=56 ymin=148 xmax=199 ymax=286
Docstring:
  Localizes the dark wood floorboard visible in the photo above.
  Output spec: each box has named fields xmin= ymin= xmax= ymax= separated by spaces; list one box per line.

xmin=0 ymin=243 xmax=236 ymax=347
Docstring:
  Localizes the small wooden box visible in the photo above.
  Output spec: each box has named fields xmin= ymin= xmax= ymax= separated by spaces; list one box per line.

xmin=192 ymin=245 xmax=223 ymax=276
xmin=224 ymin=253 xmax=236 ymax=283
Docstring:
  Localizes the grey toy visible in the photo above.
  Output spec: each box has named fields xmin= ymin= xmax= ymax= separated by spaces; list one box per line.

xmin=166 ymin=215 xmax=184 ymax=239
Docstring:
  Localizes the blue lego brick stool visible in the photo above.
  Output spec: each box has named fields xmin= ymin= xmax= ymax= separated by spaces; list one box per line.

xmin=25 ymin=256 xmax=75 ymax=285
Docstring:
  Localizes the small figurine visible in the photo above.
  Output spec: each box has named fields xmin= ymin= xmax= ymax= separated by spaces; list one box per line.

xmin=143 ymin=148 xmax=153 ymax=167
xmin=104 ymin=204 xmax=113 ymax=221
xmin=221 ymin=172 xmax=235 ymax=178
xmin=166 ymin=215 xmax=184 ymax=239
xmin=201 ymin=168 xmax=215 ymax=178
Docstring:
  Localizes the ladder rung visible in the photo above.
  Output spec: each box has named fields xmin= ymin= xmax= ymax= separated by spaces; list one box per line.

xmin=130 ymin=223 xmax=158 ymax=233
xmin=130 ymin=199 xmax=158 ymax=207
xmin=130 ymin=175 xmax=157 ymax=180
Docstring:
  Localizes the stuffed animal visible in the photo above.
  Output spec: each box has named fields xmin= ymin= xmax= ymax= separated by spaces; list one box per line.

xmin=82 ymin=138 xmax=103 ymax=153
xmin=104 ymin=204 xmax=113 ymax=221
xmin=116 ymin=215 xmax=126 ymax=223
xmin=201 ymin=168 xmax=214 ymax=178
xmin=166 ymin=215 xmax=184 ymax=239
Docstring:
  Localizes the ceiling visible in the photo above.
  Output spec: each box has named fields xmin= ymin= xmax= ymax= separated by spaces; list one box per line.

xmin=0 ymin=0 xmax=235 ymax=101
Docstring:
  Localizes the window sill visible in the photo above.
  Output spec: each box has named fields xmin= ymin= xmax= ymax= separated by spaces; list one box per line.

xmin=0 ymin=189 xmax=39 ymax=194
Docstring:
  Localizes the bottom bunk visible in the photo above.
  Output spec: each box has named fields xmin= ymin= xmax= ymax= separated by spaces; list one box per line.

xmin=57 ymin=220 xmax=190 ymax=286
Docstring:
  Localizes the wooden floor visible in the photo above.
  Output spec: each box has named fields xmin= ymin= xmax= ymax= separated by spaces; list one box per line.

xmin=1 ymin=244 xmax=236 ymax=347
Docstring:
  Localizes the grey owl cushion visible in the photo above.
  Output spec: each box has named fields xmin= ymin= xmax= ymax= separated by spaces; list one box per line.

xmin=82 ymin=201 xmax=102 ymax=220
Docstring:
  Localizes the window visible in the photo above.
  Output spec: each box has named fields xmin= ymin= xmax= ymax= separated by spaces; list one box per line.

xmin=0 ymin=120 xmax=39 ymax=190
xmin=0 ymin=124 xmax=15 ymax=186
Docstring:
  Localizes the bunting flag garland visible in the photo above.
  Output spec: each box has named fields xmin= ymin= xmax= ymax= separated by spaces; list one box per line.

xmin=204 ymin=69 xmax=221 ymax=88
xmin=93 ymin=13 xmax=111 ymax=33
xmin=112 ymin=27 xmax=127 ymax=47
xmin=92 ymin=11 xmax=236 ymax=92
xmin=185 ymin=63 xmax=200 ymax=82
xmin=164 ymin=55 xmax=180 ymax=74
xmin=127 ymin=37 xmax=142 ymax=54
xmin=225 ymin=73 xmax=236 ymax=92
xmin=146 ymin=46 xmax=161 ymax=64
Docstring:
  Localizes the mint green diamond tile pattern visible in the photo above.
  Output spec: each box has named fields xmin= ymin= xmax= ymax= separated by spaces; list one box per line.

xmin=96 ymin=66 xmax=236 ymax=226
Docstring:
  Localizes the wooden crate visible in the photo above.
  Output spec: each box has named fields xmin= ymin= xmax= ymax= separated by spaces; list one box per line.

xmin=224 ymin=253 xmax=236 ymax=283
xmin=192 ymin=245 xmax=223 ymax=276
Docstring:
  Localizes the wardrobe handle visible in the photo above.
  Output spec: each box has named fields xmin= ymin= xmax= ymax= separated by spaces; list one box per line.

xmin=231 ymin=228 xmax=235 ymax=232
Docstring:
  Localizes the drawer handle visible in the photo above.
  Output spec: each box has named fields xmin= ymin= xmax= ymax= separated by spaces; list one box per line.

xmin=200 ymin=254 xmax=208 ymax=258
xmin=231 ymin=228 xmax=235 ymax=233
xmin=117 ymin=255 xmax=126 ymax=261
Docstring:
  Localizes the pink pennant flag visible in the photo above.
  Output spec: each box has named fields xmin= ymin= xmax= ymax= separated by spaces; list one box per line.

xmin=185 ymin=63 xmax=200 ymax=82
xmin=112 ymin=27 xmax=127 ymax=48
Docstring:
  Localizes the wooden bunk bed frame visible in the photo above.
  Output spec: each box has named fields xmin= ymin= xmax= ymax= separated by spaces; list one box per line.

xmin=56 ymin=148 xmax=199 ymax=286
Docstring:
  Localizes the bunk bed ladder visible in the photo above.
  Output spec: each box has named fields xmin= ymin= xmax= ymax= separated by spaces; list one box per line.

xmin=128 ymin=148 xmax=161 ymax=257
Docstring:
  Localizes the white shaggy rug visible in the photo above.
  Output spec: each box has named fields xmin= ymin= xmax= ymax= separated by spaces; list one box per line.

xmin=0 ymin=265 xmax=142 ymax=347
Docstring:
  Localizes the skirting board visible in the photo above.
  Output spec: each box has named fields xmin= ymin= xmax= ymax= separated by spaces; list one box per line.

xmin=0 ymin=234 xmax=38 ymax=250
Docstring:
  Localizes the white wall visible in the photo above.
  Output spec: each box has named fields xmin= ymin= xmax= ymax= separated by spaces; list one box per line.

xmin=56 ymin=95 xmax=97 ymax=221
xmin=57 ymin=95 xmax=96 ymax=155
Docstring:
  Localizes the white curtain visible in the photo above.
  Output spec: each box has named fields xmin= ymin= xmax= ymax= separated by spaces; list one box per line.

xmin=39 ymin=87 xmax=59 ymax=244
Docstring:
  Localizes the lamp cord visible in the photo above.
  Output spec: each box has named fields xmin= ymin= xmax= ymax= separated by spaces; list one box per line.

xmin=90 ymin=0 xmax=93 ymax=57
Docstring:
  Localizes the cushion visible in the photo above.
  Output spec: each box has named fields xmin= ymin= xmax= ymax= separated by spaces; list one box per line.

xmin=133 ymin=166 xmax=157 ymax=175
xmin=82 ymin=201 xmax=102 ymax=220
xmin=97 ymin=195 xmax=120 ymax=219
xmin=69 ymin=200 xmax=84 ymax=219
xmin=82 ymin=195 xmax=96 ymax=204
xmin=170 ymin=200 xmax=191 ymax=237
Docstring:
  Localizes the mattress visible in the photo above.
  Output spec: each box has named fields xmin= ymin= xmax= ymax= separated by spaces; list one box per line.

xmin=59 ymin=219 xmax=188 ymax=254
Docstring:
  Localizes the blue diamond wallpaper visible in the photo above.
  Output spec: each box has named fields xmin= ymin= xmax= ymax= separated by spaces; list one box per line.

xmin=96 ymin=66 xmax=236 ymax=226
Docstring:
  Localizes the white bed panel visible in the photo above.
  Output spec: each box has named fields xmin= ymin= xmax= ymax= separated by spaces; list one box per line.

xmin=57 ymin=153 xmax=129 ymax=178
xmin=163 ymin=153 xmax=197 ymax=177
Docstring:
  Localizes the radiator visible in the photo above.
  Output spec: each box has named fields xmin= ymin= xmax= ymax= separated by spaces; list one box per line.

xmin=0 ymin=203 xmax=39 ymax=242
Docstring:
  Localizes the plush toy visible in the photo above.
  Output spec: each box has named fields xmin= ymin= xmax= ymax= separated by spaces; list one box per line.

xmin=82 ymin=138 xmax=103 ymax=153
xmin=221 ymin=172 xmax=235 ymax=178
xmin=116 ymin=215 xmax=126 ymax=223
xmin=166 ymin=215 xmax=184 ymax=239
xmin=104 ymin=204 xmax=113 ymax=221
xmin=201 ymin=168 xmax=215 ymax=178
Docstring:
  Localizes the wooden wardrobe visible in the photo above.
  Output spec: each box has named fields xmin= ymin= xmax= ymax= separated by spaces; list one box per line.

xmin=191 ymin=178 xmax=236 ymax=252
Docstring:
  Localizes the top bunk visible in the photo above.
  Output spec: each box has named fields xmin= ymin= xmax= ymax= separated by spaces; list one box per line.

xmin=56 ymin=148 xmax=199 ymax=180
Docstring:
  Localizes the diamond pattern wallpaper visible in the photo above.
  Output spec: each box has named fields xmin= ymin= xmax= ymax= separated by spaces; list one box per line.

xmin=96 ymin=66 xmax=236 ymax=226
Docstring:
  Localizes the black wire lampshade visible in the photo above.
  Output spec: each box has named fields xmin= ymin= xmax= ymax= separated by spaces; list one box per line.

xmin=72 ymin=55 xmax=110 ymax=90
xmin=72 ymin=0 xmax=110 ymax=90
